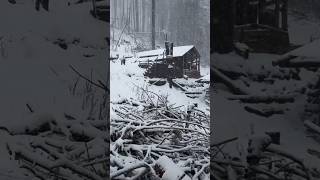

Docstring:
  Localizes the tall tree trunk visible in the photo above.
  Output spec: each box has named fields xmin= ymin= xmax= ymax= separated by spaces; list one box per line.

xmin=258 ymin=0 xmax=265 ymax=24
xmin=151 ymin=0 xmax=156 ymax=49
xmin=142 ymin=0 xmax=146 ymax=32
xmin=135 ymin=0 xmax=139 ymax=32
xmin=281 ymin=0 xmax=288 ymax=31
xmin=212 ymin=0 xmax=235 ymax=53
xmin=122 ymin=0 xmax=125 ymax=27
xmin=274 ymin=0 xmax=280 ymax=28
xmin=114 ymin=0 xmax=117 ymax=27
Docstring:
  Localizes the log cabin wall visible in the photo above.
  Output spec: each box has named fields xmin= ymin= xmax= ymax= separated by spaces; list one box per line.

xmin=182 ymin=47 xmax=201 ymax=78
xmin=144 ymin=47 xmax=201 ymax=78
xmin=234 ymin=0 xmax=290 ymax=54
xmin=235 ymin=0 xmax=288 ymax=30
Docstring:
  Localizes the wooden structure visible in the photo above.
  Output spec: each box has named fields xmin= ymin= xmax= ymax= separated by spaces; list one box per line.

xmin=137 ymin=45 xmax=201 ymax=78
xmin=235 ymin=0 xmax=288 ymax=30
xmin=234 ymin=0 xmax=290 ymax=54
xmin=91 ymin=0 xmax=109 ymax=22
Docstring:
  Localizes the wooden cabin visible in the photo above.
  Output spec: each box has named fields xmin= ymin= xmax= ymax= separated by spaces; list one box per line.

xmin=91 ymin=0 xmax=109 ymax=22
xmin=234 ymin=0 xmax=290 ymax=54
xmin=137 ymin=45 xmax=201 ymax=78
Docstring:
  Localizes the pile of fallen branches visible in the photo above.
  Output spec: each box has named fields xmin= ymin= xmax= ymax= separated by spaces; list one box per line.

xmin=0 ymin=64 xmax=109 ymax=180
xmin=110 ymin=88 xmax=210 ymax=180
xmin=210 ymin=136 xmax=320 ymax=180
xmin=1 ymin=113 xmax=108 ymax=180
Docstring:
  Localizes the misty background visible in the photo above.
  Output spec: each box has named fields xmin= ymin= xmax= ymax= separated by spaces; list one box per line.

xmin=110 ymin=0 xmax=210 ymax=66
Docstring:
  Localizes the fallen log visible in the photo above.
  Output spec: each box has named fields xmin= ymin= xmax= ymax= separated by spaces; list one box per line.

xmin=215 ymin=66 xmax=245 ymax=80
xmin=154 ymin=155 xmax=191 ymax=180
xmin=211 ymin=66 xmax=249 ymax=95
xmin=272 ymin=55 xmax=297 ymax=67
xmin=228 ymin=94 xmax=295 ymax=104
xmin=211 ymin=137 xmax=238 ymax=147
xmin=172 ymin=80 xmax=187 ymax=92
xmin=307 ymin=149 xmax=320 ymax=159
xmin=304 ymin=120 xmax=320 ymax=135
xmin=285 ymin=58 xmax=320 ymax=68
xmin=266 ymin=145 xmax=311 ymax=180
xmin=149 ymin=79 xmax=167 ymax=86
xmin=185 ymin=91 xmax=202 ymax=95
xmin=244 ymin=105 xmax=284 ymax=117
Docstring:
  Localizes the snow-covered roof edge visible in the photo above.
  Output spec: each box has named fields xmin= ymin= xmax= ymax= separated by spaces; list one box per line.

xmin=137 ymin=45 xmax=195 ymax=58
xmin=284 ymin=39 xmax=320 ymax=59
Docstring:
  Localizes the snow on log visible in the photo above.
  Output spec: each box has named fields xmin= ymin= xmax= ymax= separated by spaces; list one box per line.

xmin=272 ymin=55 xmax=297 ymax=66
xmin=228 ymin=94 xmax=295 ymax=103
xmin=304 ymin=120 xmax=320 ymax=135
xmin=211 ymin=66 xmax=249 ymax=95
xmin=155 ymin=155 xmax=191 ymax=180
xmin=244 ymin=105 xmax=284 ymax=117
xmin=111 ymin=162 xmax=150 ymax=179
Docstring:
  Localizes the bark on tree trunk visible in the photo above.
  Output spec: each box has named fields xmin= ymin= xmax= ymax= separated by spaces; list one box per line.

xmin=135 ymin=0 xmax=139 ymax=32
xmin=212 ymin=0 xmax=235 ymax=53
xmin=281 ymin=0 xmax=288 ymax=31
xmin=151 ymin=0 xmax=156 ymax=49
xmin=114 ymin=0 xmax=117 ymax=27
xmin=274 ymin=0 xmax=280 ymax=28
xmin=142 ymin=0 xmax=146 ymax=32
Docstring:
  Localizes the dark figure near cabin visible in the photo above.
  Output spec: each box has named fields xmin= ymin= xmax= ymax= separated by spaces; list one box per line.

xmin=167 ymin=77 xmax=173 ymax=88
xmin=120 ymin=57 xmax=126 ymax=65
xmin=35 ymin=0 xmax=49 ymax=11
xmin=167 ymin=63 xmax=174 ymax=88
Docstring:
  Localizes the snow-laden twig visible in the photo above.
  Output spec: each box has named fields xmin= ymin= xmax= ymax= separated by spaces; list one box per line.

xmin=110 ymin=87 xmax=210 ymax=179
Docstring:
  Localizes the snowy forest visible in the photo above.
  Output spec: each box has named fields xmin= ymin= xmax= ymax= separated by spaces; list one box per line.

xmin=110 ymin=0 xmax=210 ymax=66
xmin=212 ymin=0 xmax=320 ymax=179
xmin=0 ymin=0 xmax=108 ymax=179
xmin=3 ymin=0 xmax=320 ymax=180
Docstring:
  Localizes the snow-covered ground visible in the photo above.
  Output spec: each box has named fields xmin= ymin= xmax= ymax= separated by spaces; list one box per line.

xmin=211 ymin=12 xmax=320 ymax=179
xmin=110 ymin=26 xmax=210 ymax=179
xmin=110 ymin=60 xmax=209 ymax=113
xmin=110 ymin=29 xmax=210 ymax=113
xmin=289 ymin=11 xmax=320 ymax=45
xmin=0 ymin=1 xmax=107 ymax=179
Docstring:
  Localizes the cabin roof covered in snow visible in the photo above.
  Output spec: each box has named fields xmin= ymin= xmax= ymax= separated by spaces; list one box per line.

xmin=137 ymin=45 xmax=195 ymax=58
xmin=285 ymin=39 xmax=320 ymax=59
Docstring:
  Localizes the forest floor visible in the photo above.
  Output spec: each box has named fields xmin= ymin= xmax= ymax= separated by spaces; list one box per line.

xmin=0 ymin=1 xmax=107 ymax=179
xmin=211 ymin=10 xmax=320 ymax=180
xmin=110 ymin=28 xmax=210 ymax=179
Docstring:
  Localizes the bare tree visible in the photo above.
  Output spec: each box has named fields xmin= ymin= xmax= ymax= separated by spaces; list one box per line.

xmin=151 ymin=0 xmax=155 ymax=49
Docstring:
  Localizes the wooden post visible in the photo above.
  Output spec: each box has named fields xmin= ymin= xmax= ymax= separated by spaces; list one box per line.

xmin=182 ymin=57 xmax=185 ymax=76
xmin=281 ymin=0 xmax=288 ymax=31
xmin=274 ymin=0 xmax=280 ymax=28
